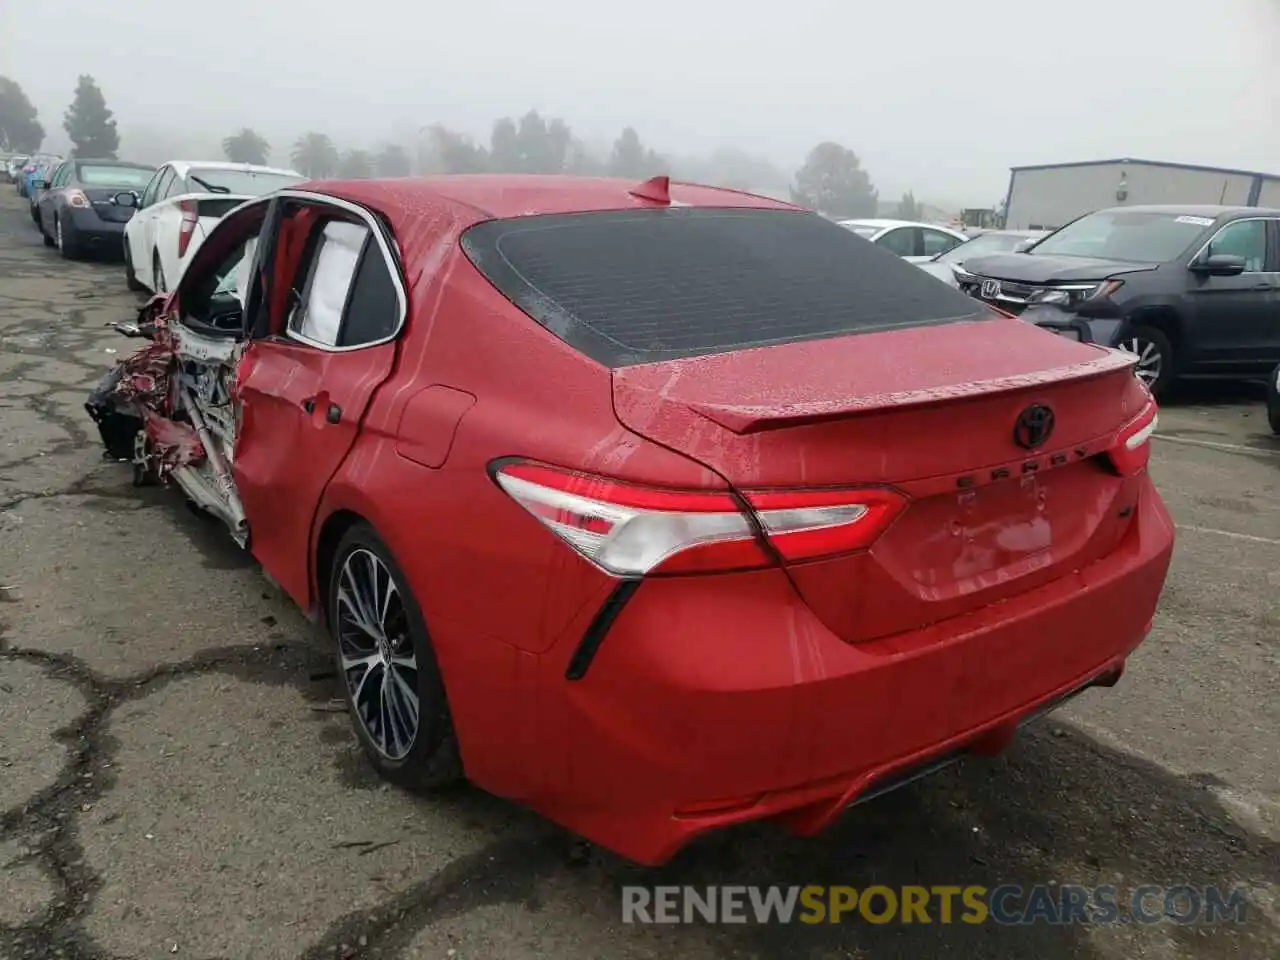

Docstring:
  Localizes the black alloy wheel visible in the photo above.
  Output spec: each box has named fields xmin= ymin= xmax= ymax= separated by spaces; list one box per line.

xmin=327 ymin=522 xmax=462 ymax=791
xmin=1116 ymin=326 xmax=1173 ymax=397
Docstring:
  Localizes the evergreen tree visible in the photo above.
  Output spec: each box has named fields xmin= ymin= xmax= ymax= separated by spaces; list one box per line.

xmin=63 ymin=75 xmax=119 ymax=158
xmin=0 ymin=77 xmax=44 ymax=153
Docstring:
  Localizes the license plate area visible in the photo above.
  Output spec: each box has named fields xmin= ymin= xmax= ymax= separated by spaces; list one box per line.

xmin=875 ymin=461 xmax=1114 ymax=602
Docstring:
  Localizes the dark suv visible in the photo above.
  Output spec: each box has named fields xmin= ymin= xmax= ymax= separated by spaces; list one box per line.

xmin=956 ymin=205 xmax=1280 ymax=397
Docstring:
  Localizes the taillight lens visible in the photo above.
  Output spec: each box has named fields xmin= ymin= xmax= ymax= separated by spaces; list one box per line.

xmin=177 ymin=199 xmax=198 ymax=258
xmin=1105 ymin=402 xmax=1158 ymax=476
xmin=492 ymin=460 xmax=907 ymax=577
xmin=66 ymin=189 xmax=90 ymax=209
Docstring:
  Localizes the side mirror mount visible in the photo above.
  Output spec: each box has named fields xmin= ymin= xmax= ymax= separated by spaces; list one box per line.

xmin=113 ymin=191 xmax=139 ymax=208
xmin=1191 ymin=253 xmax=1246 ymax=277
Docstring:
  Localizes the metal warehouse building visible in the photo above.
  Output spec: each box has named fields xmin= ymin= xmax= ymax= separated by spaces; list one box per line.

xmin=1002 ymin=158 xmax=1280 ymax=231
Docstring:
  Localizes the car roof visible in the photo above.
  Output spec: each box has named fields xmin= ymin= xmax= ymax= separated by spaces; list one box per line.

xmin=839 ymin=218 xmax=968 ymax=234
xmin=311 ymin=174 xmax=799 ymax=223
xmin=167 ymin=160 xmax=303 ymax=178
xmin=71 ymin=158 xmax=154 ymax=166
xmin=1094 ymin=203 xmax=1280 ymax=219
xmin=839 ymin=218 xmax=910 ymax=229
xmin=975 ymin=229 xmax=1047 ymax=237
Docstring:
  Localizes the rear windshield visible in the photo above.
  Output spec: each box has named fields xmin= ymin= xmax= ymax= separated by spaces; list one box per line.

xmin=77 ymin=164 xmax=155 ymax=188
xmin=187 ymin=168 xmax=305 ymax=196
xmin=461 ymin=208 xmax=995 ymax=366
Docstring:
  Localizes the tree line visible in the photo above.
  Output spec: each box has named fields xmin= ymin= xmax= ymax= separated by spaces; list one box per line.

xmin=223 ymin=113 xmax=696 ymax=184
xmin=3 ymin=73 xmax=927 ymax=220
xmin=0 ymin=74 xmax=119 ymax=160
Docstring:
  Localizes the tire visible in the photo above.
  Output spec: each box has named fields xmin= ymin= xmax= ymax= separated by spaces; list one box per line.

xmin=1115 ymin=325 xmax=1174 ymax=398
xmin=57 ymin=216 xmax=81 ymax=260
xmin=1266 ymin=363 xmax=1280 ymax=435
xmin=152 ymin=251 xmax=166 ymax=293
xmin=327 ymin=522 xmax=462 ymax=791
xmin=123 ymin=242 xmax=144 ymax=291
xmin=29 ymin=203 xmax=39 ymax=225
xmin=42 ymin=226 xmax=54 ymax=248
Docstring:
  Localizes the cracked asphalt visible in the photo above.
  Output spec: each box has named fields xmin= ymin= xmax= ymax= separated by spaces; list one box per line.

xmin=1 ymin=187 xmax=1277 ymax=960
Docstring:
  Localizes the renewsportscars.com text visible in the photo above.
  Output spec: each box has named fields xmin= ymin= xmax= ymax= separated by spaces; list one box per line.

xmin=621 ymin=884 xmax=1250 ymax=926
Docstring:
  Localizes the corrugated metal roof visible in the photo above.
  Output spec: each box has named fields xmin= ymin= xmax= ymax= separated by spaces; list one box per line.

xmin=1009 ymin=157 xmax=1279 ymax=180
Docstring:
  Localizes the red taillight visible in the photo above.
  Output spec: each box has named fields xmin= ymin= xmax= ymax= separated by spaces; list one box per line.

xmin=177 ymin=199 xmax=198 ymax=258
xmin=65 ymin=189 xmax=90 ymax=209
xmin=1105 ymin=401 xmax=1158 ymax=476
xmin=745 ymin=487 xmax=908 ymax=560
xmin=492 ymin=460 xmax=907 ymax=577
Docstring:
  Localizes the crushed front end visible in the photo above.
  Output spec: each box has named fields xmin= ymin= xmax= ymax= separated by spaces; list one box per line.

xmin=85 ymin=297 xmax=250 ymax=545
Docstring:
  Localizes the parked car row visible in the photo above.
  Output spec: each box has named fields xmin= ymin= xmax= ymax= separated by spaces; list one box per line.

xmin=3 ymin=154 xmax=32 ymax=183
xmin=29 ymin=158 xmax=156 ymax=258
xmin=12 ymin=154 xmax=63 ymax=197
xmin=22 ymin=156 xmax=304 ymax=277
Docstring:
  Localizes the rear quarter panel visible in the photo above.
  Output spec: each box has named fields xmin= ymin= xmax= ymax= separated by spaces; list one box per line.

xmin=313 ymin=245 xmax=725 ymax=799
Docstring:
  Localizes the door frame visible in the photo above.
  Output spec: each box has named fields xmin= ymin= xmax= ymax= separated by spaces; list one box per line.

xmin=231 ymin=190 xmax=410 ymax=607
xmin=242 ymin=189 xmax=408 ymax=350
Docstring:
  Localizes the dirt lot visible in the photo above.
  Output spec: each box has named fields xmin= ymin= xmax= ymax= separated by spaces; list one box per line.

xmin=1 ymin=187 xmax=1277 ymax=960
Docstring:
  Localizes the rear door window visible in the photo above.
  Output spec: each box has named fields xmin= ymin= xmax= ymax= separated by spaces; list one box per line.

xmin=461 ymin=208 xmax=994 ymax=367
xmin=922 ymin=228 xmax=963 ymax=257
xmin=876 ymin=227 xmax=920 ymax=257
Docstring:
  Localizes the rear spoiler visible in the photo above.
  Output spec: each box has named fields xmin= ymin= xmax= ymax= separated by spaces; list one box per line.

xmin=684 ymin=348 xmax=1139 ymax=435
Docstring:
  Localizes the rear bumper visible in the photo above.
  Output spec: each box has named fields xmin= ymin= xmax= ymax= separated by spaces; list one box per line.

xmin=67 ymin=211 xmax=126 ymax=246
xmin=529 ymin=474 xmax=1174 ymax=865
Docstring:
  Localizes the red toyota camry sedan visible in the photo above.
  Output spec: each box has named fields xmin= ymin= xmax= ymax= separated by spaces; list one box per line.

xmin=88 ymin=174 xmax=1176 ymax=865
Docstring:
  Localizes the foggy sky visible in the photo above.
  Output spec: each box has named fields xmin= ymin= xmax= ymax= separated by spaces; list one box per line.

xmin=5 ymin=0 xmax=1278 ymax=206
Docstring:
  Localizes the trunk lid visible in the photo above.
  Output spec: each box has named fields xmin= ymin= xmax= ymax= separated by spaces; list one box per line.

xmin=612 ymin=317 xmax=1151 ymax=643
xmin=85 ymin=188 xmax=135 ymax=223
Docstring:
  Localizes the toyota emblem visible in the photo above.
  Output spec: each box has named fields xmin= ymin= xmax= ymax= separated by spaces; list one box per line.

xmin=980 ymin=279 xmax=1001 ymax=299
xmin=1013 ymin=404 xmax=1055 ymax=450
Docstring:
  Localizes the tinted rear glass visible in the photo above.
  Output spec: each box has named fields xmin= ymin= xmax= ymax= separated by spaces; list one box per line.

xmin=188 ymin=169 xmax=305 ymax=195
xmin=76 ymin=164 xmax=155 ymax=188
xmin=461 ymin=208 xmax=995 ymax=367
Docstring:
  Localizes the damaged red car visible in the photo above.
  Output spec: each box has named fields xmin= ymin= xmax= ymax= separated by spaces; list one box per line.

xmin=86 ymin=175 xmax=1176 ymax=865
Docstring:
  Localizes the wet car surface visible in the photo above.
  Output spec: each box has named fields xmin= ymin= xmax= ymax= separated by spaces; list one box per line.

xmin=0 ymin=188 xmax=1277 ymax=959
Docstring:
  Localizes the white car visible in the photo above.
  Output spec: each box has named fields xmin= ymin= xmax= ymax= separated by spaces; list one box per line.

xmin=837 ymin=218 xmax=969 ymax=263
xmin=916 ymin=229 xmax=1049 ymax=286
xmin=119 ymin=161 xmax=305 ymax=293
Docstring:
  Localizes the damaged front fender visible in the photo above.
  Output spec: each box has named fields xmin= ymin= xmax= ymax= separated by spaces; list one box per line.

xmin=84 ymin=300 xmax=250 ymax=544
